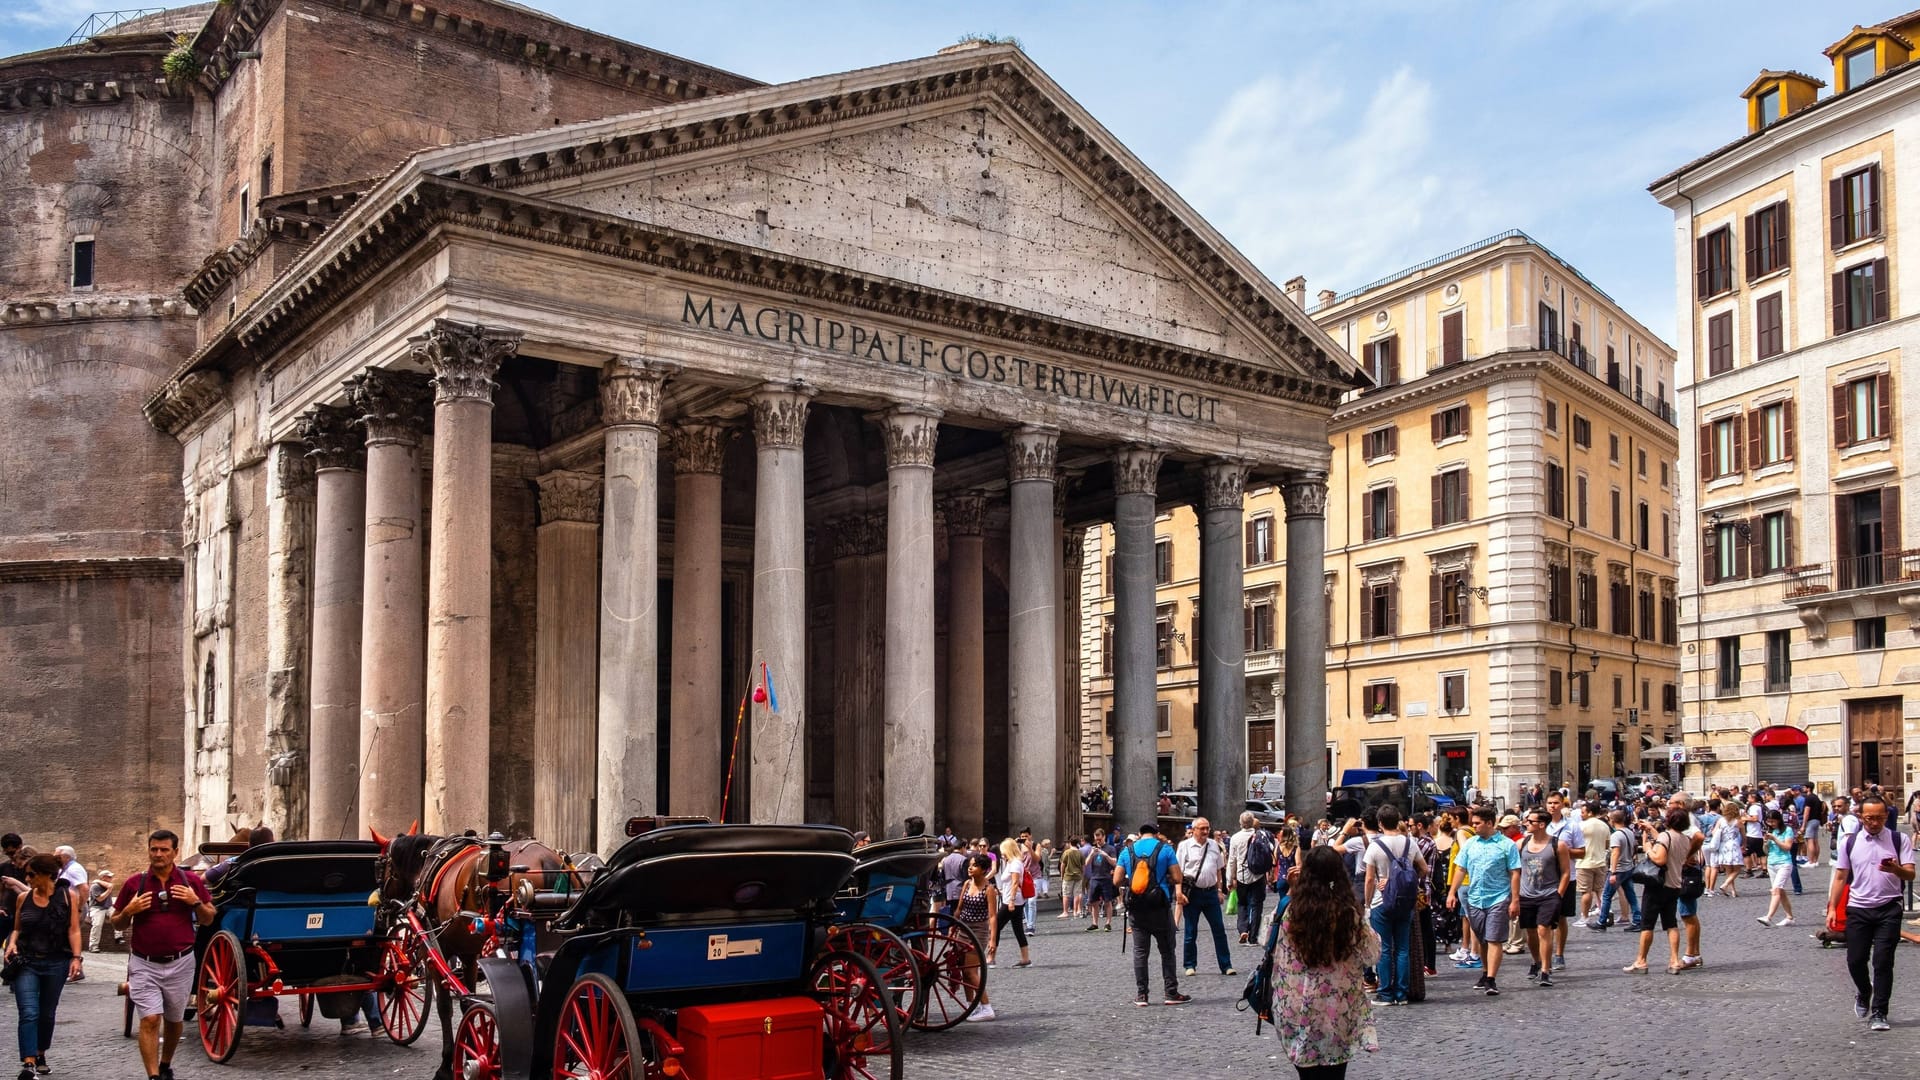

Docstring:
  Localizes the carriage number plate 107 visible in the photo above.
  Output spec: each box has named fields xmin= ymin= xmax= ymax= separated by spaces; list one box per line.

xmin=706 ymin=934 xmax=763 ymax=961
xmin=306 ymin=914 xmax=324 ymax=929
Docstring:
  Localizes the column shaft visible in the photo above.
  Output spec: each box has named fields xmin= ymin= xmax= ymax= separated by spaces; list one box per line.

xmin=1282 ymin=473 xmax=1331 ymax=844
xmin=857 ymin=520 xmax=887 ymax=832
xmin=1006 ymin=428 xmax=1060 ymax=837
xmin=748 ymin=384 xmax=813 ymax=824
xmin=1110 ymin=445 xmax=1165 ymax=831
xmin=668 ymin=424 xmax=729 ymax=819
xmin=263 ymin=441 xmax=314 ymax=838
xmin=881 ymin=407 xmax=939 ymax=834
xmin=533 ymin=472 xmax=600 ymax=855
xmin=943 ymin=496 xmax=986 ymax=837
xmin=305 ymin=412 xmax=365 ymax=840
xmin=1198 ymin=462 xmax=1249 ymax=827
xmin=829 ymin=518 xmax=869 ymax=830
xmin=349 ymin=369 xmax=429 ymax=837
xmin=598 ymin=360 xmax=674 ymax=846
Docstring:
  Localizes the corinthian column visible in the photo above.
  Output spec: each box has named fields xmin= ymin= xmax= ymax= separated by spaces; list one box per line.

xmin=597 ymin=359 xmax=676 ymax=847
xmin=748 ymin=383 xmax=813 ymax=824
xmin=534 ymin=471 xmax=600 ymax=855
xmin=1282 ymin=472 xmax=1330 ymax=845
xmin=263 ymin=440 xmax=314 ymax=838
xmin=1197 ymin=460 xmax=1249 ymax=827
xmin=1006 ymin=426 xmax=1060 ymax=838
xmin=879 ymin=406 xmax=940 ymax=833
xmin=419 ymin=320 xmax=520 ymax=834
xmin=346 ymin=368 xmax=430 ymax=837
xmin=301 ymin=405 xmax=365 ymax=839
xmin=669 ymin=422 xmax=730 ymax=819
xmin=942 ymin=493 xmax=987 ymax=836
xmin=1110 ymin=444 xmax=1165 ymax=832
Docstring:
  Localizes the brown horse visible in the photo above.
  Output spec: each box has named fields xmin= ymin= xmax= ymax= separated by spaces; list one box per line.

xmin=375 ymin=830 xmax=573 ymax=1080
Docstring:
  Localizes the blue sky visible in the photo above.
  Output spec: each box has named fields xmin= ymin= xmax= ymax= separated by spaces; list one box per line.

xmin=2 ymin=1 xmax=1872 ymax=338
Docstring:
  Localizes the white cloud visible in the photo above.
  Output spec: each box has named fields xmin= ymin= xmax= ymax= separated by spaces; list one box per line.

xmin=1176 ymin=65 xmax=1507 ymax=303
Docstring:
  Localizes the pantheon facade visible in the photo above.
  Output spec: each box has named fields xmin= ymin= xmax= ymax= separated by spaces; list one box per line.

xmin=139 ymin=38 xmax=1355 ymax=851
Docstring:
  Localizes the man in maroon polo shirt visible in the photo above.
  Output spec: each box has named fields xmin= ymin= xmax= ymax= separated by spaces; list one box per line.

xmin=112 ymin=830 xmax=215 ymax=1080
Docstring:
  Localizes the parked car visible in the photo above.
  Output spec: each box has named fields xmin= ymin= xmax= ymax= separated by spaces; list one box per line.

xmin=1244 ymin=799 xmax=1286 ymax=827
xmin=1328 ymin=779 xmax=1444 ymax=824
xmin=1624 ymin=773 xmax=1669 ymax=799
xmin=1339 ymin=768 xmax=1458 ymax=808
xmin=1584 ymin=778 xmax=1622 ymax=803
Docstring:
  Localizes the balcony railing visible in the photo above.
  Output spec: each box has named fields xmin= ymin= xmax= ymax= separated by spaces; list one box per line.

xmin=1536 ymin=331 xmax=1676 ymax=426
xmin=1782 ymin=550 xmax=1920 ymax=599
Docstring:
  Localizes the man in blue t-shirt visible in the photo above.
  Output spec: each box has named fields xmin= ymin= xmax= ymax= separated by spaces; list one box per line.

xmin=1448 ymin=805 xmax=1522 ymax=997
xmin=1115 ymin=822 xmax=1187 ymax=1007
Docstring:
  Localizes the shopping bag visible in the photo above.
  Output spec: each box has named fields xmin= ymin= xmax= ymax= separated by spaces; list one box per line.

xmin=1224 ymin=886 xmax=1240 ymax=916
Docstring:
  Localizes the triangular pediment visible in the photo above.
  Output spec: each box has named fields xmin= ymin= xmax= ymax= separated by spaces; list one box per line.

xmin=412 ymin=45 xmax=1357 ymax=386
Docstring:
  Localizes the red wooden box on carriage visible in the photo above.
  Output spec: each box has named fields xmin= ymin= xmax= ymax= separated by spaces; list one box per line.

xmin=674 ymin=996 xmax=825 ymax=1080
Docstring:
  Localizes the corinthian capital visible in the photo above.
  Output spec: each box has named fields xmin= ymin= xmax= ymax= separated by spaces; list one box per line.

xmin=1005 ymin=426 xmax=1058 ymax=483
xmin=343 ymin=368 xmax=430 ymax=446
xmin=670 ymin=421 xmax=733 ymax=475
xmin=412 ymin=320 xmax=522 ymax=405
xmin=877 ymin=406 xmax=941 ymax=469
xmin=1112 ymin=445 xmax=1165 ymax=497
xmin=1200 ymin=460 xmax=1250 ymax=511
xmin=749 ymin=382 xmax=815 ymax=450
xmin=941 ymin=492 xmax=987 ymax=536
xmin=1281 ymin=472 xmax=1330 ymax=519
xmin=536 ymin=470 xmax=602 ymax=525
xmin=297 ymin=404 xmax=366 ymax=472
xmin=600 ymin=358 xmax=679 ymax=428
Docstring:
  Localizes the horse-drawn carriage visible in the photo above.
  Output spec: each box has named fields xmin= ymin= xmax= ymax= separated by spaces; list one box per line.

xmin=827 ymin=837 xmax=984 ymax=1031
xmin=450 ymin=823 xmax=901 ymax=1080
xmin=188 ymin=840 xmax=431 ymax=1062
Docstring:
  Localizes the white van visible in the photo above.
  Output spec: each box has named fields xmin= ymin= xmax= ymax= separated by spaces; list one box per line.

xmin=1247 ymin=772 xmax=1286 ymax=802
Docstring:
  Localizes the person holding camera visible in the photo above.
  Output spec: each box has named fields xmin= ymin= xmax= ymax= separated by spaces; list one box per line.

xmin=112 ymin=830 xmax=215 ymax=1080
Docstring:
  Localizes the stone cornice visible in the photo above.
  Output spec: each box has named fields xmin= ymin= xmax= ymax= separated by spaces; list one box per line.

xmin=145 ymin=370 xmax=227 ymax=437
xmin=3 ymin=296 xmax=193 ymax=327
xmin=0 ymin=556 xmax=182 ymax=583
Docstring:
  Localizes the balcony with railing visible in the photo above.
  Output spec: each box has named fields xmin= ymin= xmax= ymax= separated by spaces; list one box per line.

xmin=1536 ymin=330 xmax=1676 ymax=425
xmin=1782 ymin=550 xmax=1920 ymax=601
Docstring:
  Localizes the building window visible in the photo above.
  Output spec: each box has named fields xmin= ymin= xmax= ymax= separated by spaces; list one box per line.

xmin=1359 ymin=581 xmax=1397 ymax=640
xmin=1576 ymin=475 xmax=1589 ymax=528
xmin=69 ymin=237 xmax=95 ymax=289
xmin=1100 ymin=617 xmax=1113 ymax=674
xmin=1857 ymin=616 xmax=1886 ymax=650
xmin=1660 ymin=461 xmax=1670 ymax=488
xmin=1364 ymin=681 xmax=1398 ymax=717
xmin=1577 ymin=569 xmax=1598 ymax=629
xmin=1637 ymin=586 xmax=1655 ymax=640
xmin=1245 ymin=598 xmax=1275 ymax=653
xmin=1364 ymin=335 xmax=1399 ymax=389
xmin=1638 ymin=449 xmax=1647 ymax=477
xmin=1662 ymin=683 xmax=1678 ymax=712
xmin=1659 ymin=594 xmax=1678 ymax=644
xmin=1440 ymin=672 xmax=1467 ymax=715
xmin=239 ymin=184 xmax=251 ymax=236
xmin=1661 ymin=512 xmax=1671 ymax=558
xmin=1432 ymin=404 xmax=1469 ymax=442
xmin=1704 ymin=521 xmax=1749 ymax=583
xmin=1156 ymin=700 xmax=1171 ymax=736
xmin=1155 ymin=539 xmax=1172 ymax=584
xmin=1695 ymin=225 xmax=1734 ymax=298
xmin=1362 ymin=485 xmax=1396 ymax=541
xmin=1538 ymin=301 xmax=1562 ymax=352
xmin=259 ymin=153 xmax=273 ymax=198
xmin=1834 ymin=165 xmax=1884 ymax=247
xmin=1747 ymin=203 xmax=1790 ymax=277
xmin=1845 ymin=44 xmax=1878 ymax=89
xmin=1834 ymin=372 xmax=1892 ymax=446
xmin=1572 ymin=415 xmax=1591 ymax=448
xmin=1571 ymin=671 xmax=1590 ymax=709
xmin=1547 ymin=562 xmax=1572 ymax=623
xmin=1362 ymin=426 xmax=1397 ymax=460
xmin=1705 ymin=416 xmax=1743 ymax=477
xmin=1716 ymin=636 xmax=1741 ymax=696
xmin=1610 ymin=489 xmax=1621 ymax=540
xmin=1754 ymin=293 xmax=1784 ymax=360
xmin=1836 ymin=487 xmax=1897 ymax=589
xmin=1754 ymin=401 xmax=1794 ymax=465
xmin=1431 ymin=568 xmax=1469 ymax=629
xmin=1245 ymin=515 xmax=1274 ymax=565
xmin=1755 ymin=86 xmax=1780 ymax=127
xmin=1430 ymin=469 xmax=1469 ymax=528
xmin=1155 ymin=609 xmax=1174 ymax=669
xmin=1612 ymin=675 xmax=1623 ymax=710
xmin=1835 ymin=259 xmax=1891 ymax=333
xmin=1546 ymin=401 xmax=1560 ymax=432
xmin=1764 ymin=629 xmax=1791 ymax=692
xmin=1637 ymin=501 xmax=1650 ymax=550
xmin=1707 ymin=312 xmax=1733 ymax=375
xmin=1608 ymin=434 xmax=1620 ymax=463
xmin=1549 ymin=669 xmax=1563 ymax=707
xmin=1610 ymin=579 xmax=1631 ymax=635
xmin=1547 ymin=463 xmax=1567 ymax=520
xmin=1441 ymin=310 xmax=1466 ymax=366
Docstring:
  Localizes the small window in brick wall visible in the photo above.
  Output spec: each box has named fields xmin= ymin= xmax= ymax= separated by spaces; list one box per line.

xmin=70 ymin=237 xmax=95 ymax=288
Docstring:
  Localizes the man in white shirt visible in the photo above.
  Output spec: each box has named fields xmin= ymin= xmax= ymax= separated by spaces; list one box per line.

xmin=1224 ymin=811 xmax=1273 ymax=946
xmin=1361 ymin=805 xmax=1428 ymax=1005
xmin=1174 ymin=818 xmax=1235 ymax=979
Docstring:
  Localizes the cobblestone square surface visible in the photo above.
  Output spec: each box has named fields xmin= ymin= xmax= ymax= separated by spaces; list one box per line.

xmin=20 ymin=876 xmax=1918 ymax=1080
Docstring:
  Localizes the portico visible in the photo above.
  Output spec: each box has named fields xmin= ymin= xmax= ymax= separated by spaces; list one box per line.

xmin=149 ymin=43 xmax=1356 ymax=849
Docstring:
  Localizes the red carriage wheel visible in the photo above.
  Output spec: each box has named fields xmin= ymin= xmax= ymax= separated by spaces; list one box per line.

xmin=552 ymin=973 xmax=640 ymax=1080
xmin=900 ymin=915 xmax=982 ymax=1031
xmin=298 ymin=993 xmax=315 ymax=1029
xmin=195 ymin=930 xmax=248 ymax=1063
xmin=824 ymin=924 xmax=919 ymax=1040
xmin=453 ymin=1001 xmax=502 ymax=1080
xmin=377 ymin=929 xmax=432 ymax=1045
xmin=810 ymin=950 xmax=902 ymax=1080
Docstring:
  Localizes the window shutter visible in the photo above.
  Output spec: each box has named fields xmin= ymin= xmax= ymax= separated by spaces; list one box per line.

xmin=1244 ymin=521 xmax=1256 ymax=565
xmin=1772 ymin=209 xmax=1790 ymax=269
xmin=1830 ymin=176 xmax=1847 ymax=248
xmin=1429 ymin=572 xmax=1442 ymax=631
xmin=1386 ymin=425 xmax=1399 ymax=455
xmin=1699 ymin=423 xmax=1714 ymax=475
xmin=1868 ymin=164 xmax=1883 ymax=237
xmin=1730 ymin=421 xmax=1743 ymax=473
xmin=1244 ymin=603 xmax=1254 ymax=652
xmin=1387 ymin=683 xmax=1398 ymax=714
xmin=1694 ymin=235 xmax=1711 ymax=298
xmin=1460 ymin=471 xmax=1469 ymax=521
xmin=1877 ymin=372 xmax=1893 ymax=437
xmin=1872 ymin=258 xmax=1890 ymax=323
xmin=1385 ymin=582 xmax=1398 ymax=637
xmin=1783 ymin=400 xmax=1796 ymax=460
xmin=1431 ymin=412 xmax=1443 ymax=443
xmin=1883 ymin=485 xmax=1902 ymax=562
xmin=1359 ymin=586 xmax=1373 ymax=640
xmin=1834 ymin=383 xmax=1852 ymax=448
xmin=1746 ymin=410 xmax=1762 ymax=469
xmin=1732 ymin=523 xmax=1749 ymax=579
xmin=1431 ymin=474 xmax=1443 ymax=527
xmin=1362 ymin=491 xmax=1374 ymax=539
xmin=1783 ymin=511 xmax=1794 ymax=566
xmin=1833 ymin=270 xmax=1848 ymax=333
xmin=1442 ymin=312 xmax=1463 ymax=366
xmin=1703 ymin=529 xmax=1719 ymax=585
xmin=1460 ymin=407 xmax=1470 ymax=437
xmin=1386 ymin=486 xmax=1398 ymax=536
xmin=1744 ymin=212 xmax=1759 ymax=279
xmin=1385 ymin=336 xmax=1399 ymax=384
xmin=1835 ymin=494 xmax=1855 ymax=565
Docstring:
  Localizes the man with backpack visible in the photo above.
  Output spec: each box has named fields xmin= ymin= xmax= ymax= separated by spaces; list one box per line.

xmin=1113 ymin=822 xmax=1188 ymax=1006
xmin=1227 ymin=811 xmax=1275 ymax=945
xmin=1832 ymin=794 xmax=1915 ymax=1031
xmin=1362 ymin=805 xmax=1429 ymax=1005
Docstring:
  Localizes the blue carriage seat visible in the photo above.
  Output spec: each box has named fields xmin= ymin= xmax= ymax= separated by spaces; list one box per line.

xmin=835 ymin=837 xmax=942 ymax=926
xmin=202 ymin=840 xmax=383 ymax=944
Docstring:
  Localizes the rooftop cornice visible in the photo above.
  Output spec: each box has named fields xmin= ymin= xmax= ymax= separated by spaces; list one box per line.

xmin=2 ymin=295 xmax=193 ymax=327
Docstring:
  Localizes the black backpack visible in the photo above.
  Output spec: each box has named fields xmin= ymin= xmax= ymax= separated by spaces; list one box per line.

xmin=1245 ymin=829 xmax=1275 ymax=876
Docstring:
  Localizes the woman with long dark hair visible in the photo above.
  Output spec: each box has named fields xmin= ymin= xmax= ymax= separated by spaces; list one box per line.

xmin=4 ymin=854 xmax=83 ymax=1079
xmin=1270 ymin=845 xmax=1376 ymax=1079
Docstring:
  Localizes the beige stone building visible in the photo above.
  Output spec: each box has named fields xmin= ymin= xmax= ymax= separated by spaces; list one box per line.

xmin=1650 ymin=11 xmax=1920 ymax=794
xmin=1081 ymin=232 xmax=1682 ymax=806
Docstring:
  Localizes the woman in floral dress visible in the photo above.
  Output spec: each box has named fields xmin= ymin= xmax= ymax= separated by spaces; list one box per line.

xmin=1271 ymin=845 xmax=1377 ymax=1079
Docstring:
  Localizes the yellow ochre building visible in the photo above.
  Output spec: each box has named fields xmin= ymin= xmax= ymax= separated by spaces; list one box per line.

xmin=1078 ymin=232 xmax=1682 ymax=808
xmin=1651 ymin=9 xmax=1920 ymax=796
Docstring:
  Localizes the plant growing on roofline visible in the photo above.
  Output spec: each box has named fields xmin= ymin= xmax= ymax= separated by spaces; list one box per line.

xmin=955 ymin=32 xmax=1022 ymax=48
xmin=162 ymin=34 xmax=200 ymax=85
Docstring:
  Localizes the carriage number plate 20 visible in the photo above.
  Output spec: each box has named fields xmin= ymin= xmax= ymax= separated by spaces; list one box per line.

xmin=306 ymin=914 xmax=324 ymax=929
xmin=706 ymin=934 xmax=762 ymax=961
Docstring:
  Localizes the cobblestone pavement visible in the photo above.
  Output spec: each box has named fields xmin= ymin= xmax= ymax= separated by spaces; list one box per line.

xmin=22 ymin=875 xmax=1918 ymax=1080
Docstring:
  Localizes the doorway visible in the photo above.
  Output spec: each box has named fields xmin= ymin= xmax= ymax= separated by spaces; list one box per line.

xmin=1547 ymin=729 xmax=1564 ymax=792
xmin=1436 ymin=739 xmax=1473 ymax=794
xmin=1752 ymin=725 xmax=1810 ymax=787
xmin=1157 ymin=753 xmax=1174 ymax=794
xmin=1577 ymin=730 xmax=1594 ymax=791
xmin=1247 ymin=720 xmax=1275 ymax=773
xmin=1848 ymin=697 xmax=1904 ymax=797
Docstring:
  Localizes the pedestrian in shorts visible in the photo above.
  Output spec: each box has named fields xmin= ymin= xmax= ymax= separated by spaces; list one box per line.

xmin=1516 ymin=809 xmax=1571 ymax=988
xmin=111 ymin=830 xmax=215 ymax=1080
xmin=1447 ymin=806 xmax=1520 ymax=996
